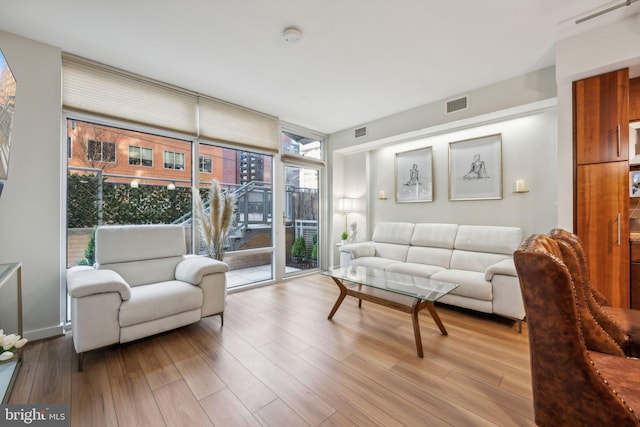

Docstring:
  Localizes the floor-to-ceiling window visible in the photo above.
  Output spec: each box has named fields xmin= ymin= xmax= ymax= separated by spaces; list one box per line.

xmin=281 ymin=126 xmax=325 ymax=276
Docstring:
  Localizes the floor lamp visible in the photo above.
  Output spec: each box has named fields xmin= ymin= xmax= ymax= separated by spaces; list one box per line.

xmin=337 ymin=197 xmax=354 ymax=233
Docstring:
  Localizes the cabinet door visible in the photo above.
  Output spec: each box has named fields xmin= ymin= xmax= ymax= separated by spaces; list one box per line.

xmin=574 ymin=69 xmax=629 ymax=164
xmin=576 ymin=161 xmax=630 ymax=307
xmin=630 ymin=77 xmax=640 ymax=122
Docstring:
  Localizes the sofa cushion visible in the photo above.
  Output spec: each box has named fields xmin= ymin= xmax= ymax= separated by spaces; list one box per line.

xmin=100 ymin=256 xmax=184 ymax=287
xmin=386 ymin=262 xmax=446 ymax=278
xmin=119 ymin=280 xmax=203 ymax=327
xmin=454 ymin=225 xmax=522 ymax=255
xmin=371 ymin=222 xmax=415 ymax=245
xmin=411 ymin=223 xmax=458 ymax=248
xmin=373 ymin=242 xmax=410 ymax=262
xmin=406 ymin=246 xmax=452 ymax=269
xmin=431 ymin=269 xmax=493 ymax=301
xmin=96 ymin=224 xmax=187 ymax=265
xmin=351 ymin=257 xmax=401 ymax=270
xmin=450 ymin=251 xmax=510 ymax=273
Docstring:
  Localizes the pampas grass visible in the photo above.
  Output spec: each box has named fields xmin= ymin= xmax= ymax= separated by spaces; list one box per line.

xmin=195 ymin=179 xmax=236 ymax=260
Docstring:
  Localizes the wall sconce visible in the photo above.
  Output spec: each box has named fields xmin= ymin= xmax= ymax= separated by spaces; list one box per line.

xmin=378 ymin=190 xmax=388 ymax=200
xmin=337 ymin=197 xmax=354 ymax=231
xmin=167 ymin=182 xmax=176 ymax=191
xmin=513 ymin=179 xmax=529 ymax=193
xmin=130 ymin=180 xmax=139 ymax=188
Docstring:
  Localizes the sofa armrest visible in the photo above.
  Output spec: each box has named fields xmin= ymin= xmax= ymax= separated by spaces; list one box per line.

xmin=67 ymin=267 xmax=131 ymax=300
xmin=340 ymin=242 xmax=375 ymax=259
xmin=485 ymin=258 xmax=517 ymax=281
xmin=175 ymin=255 xmax=229 ymax=285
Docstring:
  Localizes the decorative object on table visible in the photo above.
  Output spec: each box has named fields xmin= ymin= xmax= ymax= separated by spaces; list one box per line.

xmin=630 ymin=171 xmax=640 ymax=197
xmin=340 ymin=231 xmax=349 ymax=245
xmin=348 ymin=221 xmax=358 ymax=243
xmin=194 ymin=179 xmax=237 ymax=260
xmin=291 ymin=236 xmax=308 ymax=263
xmin=449 ymin=134 xmax=502 ymax=201
xmin=0 ymin=330 xmax=27 ymax=363
xmin=395 ymin=146 xmax=433 ymax=202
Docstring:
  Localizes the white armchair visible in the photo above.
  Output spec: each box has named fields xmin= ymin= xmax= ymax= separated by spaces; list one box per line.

xmin=66 ymin=224 xmax=228 ymax=370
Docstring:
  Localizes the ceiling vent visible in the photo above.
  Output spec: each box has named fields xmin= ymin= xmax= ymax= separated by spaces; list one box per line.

xmin=354 ymin=126 xmax=367 ymax=138
xmin=445 ymin=96 xmax=468 ymax=114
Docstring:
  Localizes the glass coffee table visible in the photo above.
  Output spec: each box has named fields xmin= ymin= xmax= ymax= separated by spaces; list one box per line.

xmin=320 ymin=266 xmax=458 ymax=357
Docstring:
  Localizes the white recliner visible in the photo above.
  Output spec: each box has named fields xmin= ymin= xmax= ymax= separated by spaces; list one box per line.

xmin=66 ymin=224 xmax=228 ymax=370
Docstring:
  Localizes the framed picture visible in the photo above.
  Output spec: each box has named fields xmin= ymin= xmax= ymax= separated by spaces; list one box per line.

xmin=449 ymin=134 xmax=502 ymax=201
xmin=630 ymin=171 xmax=640 ymax=197
xmin=395 ymin=147 xmax=433 ymax=203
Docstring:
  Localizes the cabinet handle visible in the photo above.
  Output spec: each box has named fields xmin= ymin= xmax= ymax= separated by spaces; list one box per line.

xmin=618 ymin=212 xmax=621 ymax=246
xmin=618 ymin=124 xmax=621 ymax=157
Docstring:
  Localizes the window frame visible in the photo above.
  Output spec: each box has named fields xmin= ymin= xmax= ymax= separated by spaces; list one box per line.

xmin=164 ymin=150 xmax=185 ymax=170
xmin=128 ymin=145 xmax=153 ymax=167
xmin=87 ymin=139 xmax=116 ymax=163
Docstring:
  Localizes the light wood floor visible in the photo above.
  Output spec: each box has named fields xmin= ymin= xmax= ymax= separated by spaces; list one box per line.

xmin=9 ymin=273 xmax=534 ymax=426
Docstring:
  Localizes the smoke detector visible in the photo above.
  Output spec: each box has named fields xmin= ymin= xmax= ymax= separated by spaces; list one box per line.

xmin=282 ymin=27 xmax=302 ymax=45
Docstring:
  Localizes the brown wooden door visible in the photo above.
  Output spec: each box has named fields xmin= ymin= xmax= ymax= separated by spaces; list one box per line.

xmin=574 ymin=69 xmax=629 ymax=165
xmin=576 ymin=161 xmax=630 ymax=307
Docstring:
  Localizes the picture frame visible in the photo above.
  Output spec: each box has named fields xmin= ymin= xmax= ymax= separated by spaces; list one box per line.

xmin=395 ymin=146 xmax=433 ymax=203
xmin=630 ymin=171 xmax=640 ymax=197
xmin=449 ymin=134 xmax=502 ymax=201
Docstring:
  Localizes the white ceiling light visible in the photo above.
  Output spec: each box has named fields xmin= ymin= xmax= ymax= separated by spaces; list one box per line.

xmin=282 ymin=27 xmax=302 ymax=45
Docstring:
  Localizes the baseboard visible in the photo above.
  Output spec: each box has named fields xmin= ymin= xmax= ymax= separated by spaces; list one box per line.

xmin=24 ymin=324 xmax=65 ymax=341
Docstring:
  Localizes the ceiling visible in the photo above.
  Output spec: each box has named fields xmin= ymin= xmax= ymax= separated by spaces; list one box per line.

xmin=1 ymin=0 xmax=638 ymax=135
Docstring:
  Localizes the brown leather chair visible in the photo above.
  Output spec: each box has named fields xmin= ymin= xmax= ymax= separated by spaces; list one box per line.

xmin=514 ymin=234 xmax=640 ymax=427
xmin=550 ymin=228 xmax=640 ymax=357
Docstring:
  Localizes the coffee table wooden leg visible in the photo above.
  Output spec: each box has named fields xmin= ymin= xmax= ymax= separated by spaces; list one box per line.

xmin=411 ymin=299 xmax=424 ymax=358
xmin=328 ymin=278 xmax=348 ymax=320
xmin=425 ymin=302 xmax=448 ymax=335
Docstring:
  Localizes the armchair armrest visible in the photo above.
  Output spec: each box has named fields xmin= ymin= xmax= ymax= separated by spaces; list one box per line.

xmin=340 ymin=242 xmax=375 ymax=259
xmin=67 ymin=267 xmax=131 ymax=300
xmin=485 ymin=258 xmax=517 ymax=281
xmin=175 ymin=255 xmax=230 ymax=285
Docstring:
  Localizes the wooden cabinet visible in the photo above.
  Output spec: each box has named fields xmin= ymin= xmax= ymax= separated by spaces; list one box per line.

xmin=576 ymin=162 xmax=630 ymax=307
xmin=631 ymin=243 xmax=640 ymax=309
xmin=631 ymin=77 xmax=640 ymax=122
xmin=574 ymin=69 xmax=631 ymax=308
xmin=574 ymin=68 xmax=629 ymax=165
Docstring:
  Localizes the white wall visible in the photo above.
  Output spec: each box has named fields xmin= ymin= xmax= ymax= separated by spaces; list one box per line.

xmin=555 ymin=13 xmax=640 ymax=230
xmin=0 ymin=31 xmax=63 ymax=339
xmin=342 ymin=109 xmax=557 ymax=242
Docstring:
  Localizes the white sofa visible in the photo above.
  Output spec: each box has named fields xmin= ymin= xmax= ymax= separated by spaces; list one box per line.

xmin=67 ymin=224 xmax=229 ymax=370
xmin=339 ymin=222 xmax=525 ymax=328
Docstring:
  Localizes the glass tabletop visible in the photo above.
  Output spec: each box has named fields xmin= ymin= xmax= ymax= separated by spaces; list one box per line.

xmin=321 ymin=266 xmax=458 ymax=302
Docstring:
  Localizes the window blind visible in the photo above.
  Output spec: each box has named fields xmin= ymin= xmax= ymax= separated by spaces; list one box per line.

xmin=62 ymin=54 xmax=279 ymax=151
xmin=62 ymin=55 xmax=198 ymax=135
xmin=198 ymin=96 xmax=279 ymax=151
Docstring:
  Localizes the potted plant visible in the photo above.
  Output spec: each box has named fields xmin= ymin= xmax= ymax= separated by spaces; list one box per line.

xmin=311 ymin=235 xmax=318 ymax=267
xmin=291 ymin=237 xmax=307 ymax=263
xmin=341 ymin=231 xmax=349 ymax=244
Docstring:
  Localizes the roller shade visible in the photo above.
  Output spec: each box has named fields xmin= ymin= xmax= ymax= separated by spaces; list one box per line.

xmin=62 ymin=55 xmax=198 ymax=135
xmin=62 ymin=54 xmax=279 ymax=151
xmin=198 ymin=96 xmax=279 ymax=151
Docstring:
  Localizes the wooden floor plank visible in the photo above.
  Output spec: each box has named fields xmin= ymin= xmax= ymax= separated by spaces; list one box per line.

xmin=152 ymin=379 xmax=214 ymax=427
xmin=8 ymin=275 xmax=535 ymax=426
xmin=110 ymin=371 xmax=166 ymax=427
xmin=199 ymin=388 xmax=262 ymax=427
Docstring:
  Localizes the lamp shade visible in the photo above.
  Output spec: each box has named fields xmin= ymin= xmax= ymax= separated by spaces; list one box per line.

xmin=337 ymin=198 xmax=354 ymax=212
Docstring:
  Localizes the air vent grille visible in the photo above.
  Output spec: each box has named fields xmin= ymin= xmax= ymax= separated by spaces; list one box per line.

xmin=354 ymin=126 xmax=367 ymax=138
xmin=446 ymin=96 xmax=468 ymax=114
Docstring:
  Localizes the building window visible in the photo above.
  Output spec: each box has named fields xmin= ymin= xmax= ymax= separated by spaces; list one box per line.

xmin=199 ymin=155 xmax=212 ymax=173
xmin=87 ymin=140 xmax=116 ymax=163
xmin=164 ymin=150 xmax=185 ymax=170
xmin=129 ymin=145 xmax=153 ymax=167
